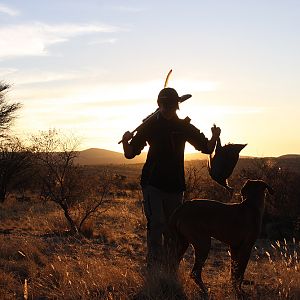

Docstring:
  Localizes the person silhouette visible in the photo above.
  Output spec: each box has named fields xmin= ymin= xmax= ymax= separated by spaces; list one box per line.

xmin=122 ymin=87 xmax=221 ymax=267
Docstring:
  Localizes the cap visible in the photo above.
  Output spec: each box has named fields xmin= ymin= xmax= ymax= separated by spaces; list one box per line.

xmin=157 ymin=87 xmax=191 ymax=109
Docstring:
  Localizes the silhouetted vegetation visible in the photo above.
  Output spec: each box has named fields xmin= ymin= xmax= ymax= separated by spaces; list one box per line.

xmin=0 ymin=138 xmax=33 ymax=202
xmin=0 ymin=83 xmax=31 ymax=202
xmin=30 ymin=129 xmax=115 ymax=235
xmin=0 ymin=83 xmax=21 ymax=137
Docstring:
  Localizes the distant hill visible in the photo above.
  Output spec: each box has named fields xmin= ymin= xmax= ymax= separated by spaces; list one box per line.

xmin=277 ymin=154 xmax=300 ymax=159
xmin=276 ymin=154 xmax=300 ymax=173
xmin=75 ymin=148 xmax=207 ymax=165
xmin=75 ymin=148 xmax=300 ymax=168
xmin=185 ymin=152 xmax=208 ymax=161
xmin=75 ymin=148 xmax=147 ymax=165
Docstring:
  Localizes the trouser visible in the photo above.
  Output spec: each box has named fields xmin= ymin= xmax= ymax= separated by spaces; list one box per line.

xmin=142 ymin=185 xmax=183 ymax=266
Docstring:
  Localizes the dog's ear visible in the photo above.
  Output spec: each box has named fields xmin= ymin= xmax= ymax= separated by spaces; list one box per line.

xmin=241 ymin=179 xmax=251 ymax=197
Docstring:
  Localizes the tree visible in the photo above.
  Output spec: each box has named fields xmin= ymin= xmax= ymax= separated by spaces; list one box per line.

xmin=0 ymin=83 xmax=21 ymax=137
xmin=32 ymin=130 xmax=114 ymax=235
xmin=0 ymin=82 xmax=31 ymax=202
xmin=239 ymin=158 xmax=299 ymax=218
xmin=32 ymin=130 xmax=81 ymax=233
xmin=0 ymin=137 xmax=33 ymax=202
xmin=73 ymin=169 xmax=114 ymax=235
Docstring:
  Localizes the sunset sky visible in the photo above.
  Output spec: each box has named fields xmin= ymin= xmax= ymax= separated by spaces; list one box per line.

xmin=1 ymin=0 xmax=299 ymax=157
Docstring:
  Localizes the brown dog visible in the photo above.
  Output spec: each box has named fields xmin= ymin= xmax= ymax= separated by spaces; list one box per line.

xmin=169 ymin=180 xmax=273 ymax=297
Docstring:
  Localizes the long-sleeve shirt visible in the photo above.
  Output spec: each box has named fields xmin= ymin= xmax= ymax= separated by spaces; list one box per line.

xmin=129 ymin=113 xmax=210 ymax=192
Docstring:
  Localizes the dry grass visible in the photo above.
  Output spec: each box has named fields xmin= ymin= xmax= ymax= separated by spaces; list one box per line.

xmin=0 ymin=194 xmax=299 ymax=300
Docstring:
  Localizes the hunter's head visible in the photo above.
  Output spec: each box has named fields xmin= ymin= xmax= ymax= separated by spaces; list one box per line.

xmin=157 ymin=87 xmax=192 ymax=120
xmin=157 ymin=88 xmax=180 ymax=120
xmin=157 ymin=88 xmax=180 ymax=110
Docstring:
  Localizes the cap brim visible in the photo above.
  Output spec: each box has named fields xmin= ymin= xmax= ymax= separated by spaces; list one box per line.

xmin=179 ymin=94 xmax=192 ymax=103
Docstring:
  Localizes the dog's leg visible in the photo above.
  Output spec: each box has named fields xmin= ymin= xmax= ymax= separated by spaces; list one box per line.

xmin=191 ymin=237 xmax=211 ymax=295
xmin=230 ymin=244 xmax=253 ymax=298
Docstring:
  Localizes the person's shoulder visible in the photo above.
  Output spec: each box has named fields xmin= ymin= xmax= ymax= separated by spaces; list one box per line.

xmin=137 ymin=113 xmax=158 ymax=132
xmin=178 ymin=116 xmax=202 ymax=134
xmin=182 ymin=116 xmax=191 ymax=124
xmin=178 ymin=116 xmax=193 ymax=127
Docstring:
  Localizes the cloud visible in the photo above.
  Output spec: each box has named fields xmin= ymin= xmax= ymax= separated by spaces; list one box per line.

xmin=207 ymin=105 xmax=264 ymax=115
xmin=181 ymin=104 xmax=264 ymax=122
xmin=0 ymin=22 xmax=121 ymax=58
xmin=69 ymin=79 xmax=219 ymax=105
xmin=0 ymin=67 xmax=18 ymax=77
xmin=1 ymin=66 xmax=110 ymax=86
xmin=110 ymin=5 xmax=146 ymax=13
xmin=88 ymin=38 xmax=117 ymax=45
xmin=0 ymin=4 xmax=19 ymax=16
xmin=3 ymin=69 xmax=85 ymax=85
xmin=171 ymin=79 xmax=218 ymax=93
xmin=10 ymin=77 xmax=219 ymax=106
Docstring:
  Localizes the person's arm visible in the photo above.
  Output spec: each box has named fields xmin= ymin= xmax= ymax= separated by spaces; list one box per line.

xmin=206 ymin=124 xmax=221 ymax=153
xmin=122 ymin=131 xmax=135 ymax=159
xmin=122 ymin=128 xmax=147 ymax=159
xmin=186 ymin=121 xmax=221 ymax=154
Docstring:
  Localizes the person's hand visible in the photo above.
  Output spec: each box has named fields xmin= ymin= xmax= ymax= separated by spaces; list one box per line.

xmin=122 ymin=131 xmax=134 ymax=143
xmin=211 ymin=124 xmax=221 ymax=138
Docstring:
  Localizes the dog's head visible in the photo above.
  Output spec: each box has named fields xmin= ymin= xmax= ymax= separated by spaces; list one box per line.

xmin=241 ymin=180 xmax=274 ymax=199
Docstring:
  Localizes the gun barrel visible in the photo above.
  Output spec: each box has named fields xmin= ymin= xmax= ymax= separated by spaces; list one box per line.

xmin=118 ymin=109 xmax=159 ymax=144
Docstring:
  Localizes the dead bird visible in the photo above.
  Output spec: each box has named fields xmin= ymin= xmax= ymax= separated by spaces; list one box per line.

xmin=208 ymin=137 xmax=246 ymax=195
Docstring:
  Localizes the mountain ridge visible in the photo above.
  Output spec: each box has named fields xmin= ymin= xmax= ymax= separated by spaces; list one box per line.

xmin=75 ymin=148 xmax=207 ymax=165
xmin=75 ymin=148 xmax=146 ymax=165
xmin=75 ymin=148 xmax=300 ymax=165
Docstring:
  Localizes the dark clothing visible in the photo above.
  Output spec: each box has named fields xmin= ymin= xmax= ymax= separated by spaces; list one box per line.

xmin=129 ymin=113 xmax=210 ymax=192
xmin=142 ymin=185 xmax=183 ymax=264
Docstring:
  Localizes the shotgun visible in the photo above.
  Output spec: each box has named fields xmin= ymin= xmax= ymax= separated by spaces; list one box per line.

xmin=118 ymin=69 xmax=191 ymax=144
